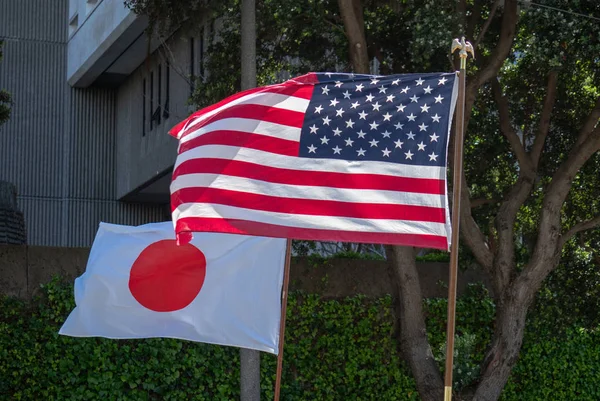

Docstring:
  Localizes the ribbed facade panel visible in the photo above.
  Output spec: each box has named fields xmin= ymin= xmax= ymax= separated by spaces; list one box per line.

xmin=68 ymin=88 xmax=116 ymax=200
xmin=62 ymin=200 xmax=166 ymax=247
xmin=0 ymin=40 xmax=66 ymax=198
xmin=18 ymin=197 xmax=63 ymax=246
xmin=0 ymin=0 xmax=67 ymax=43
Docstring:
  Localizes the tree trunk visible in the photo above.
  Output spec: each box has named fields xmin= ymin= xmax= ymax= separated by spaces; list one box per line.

xmin=337 ymin=0 xmax=369 ymax=73
xmin=385 ymin=245 xmax=443 ymax=401
xmin=473 ymin=284 xmax=531 ymax=401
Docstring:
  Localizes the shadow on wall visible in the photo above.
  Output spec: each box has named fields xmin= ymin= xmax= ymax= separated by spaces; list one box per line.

xmin=0 ymin=181 xmax=26 ymax=245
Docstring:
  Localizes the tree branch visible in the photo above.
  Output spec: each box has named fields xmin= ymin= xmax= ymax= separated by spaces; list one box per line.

xmin=474 ymin=0 xmax=501 ymax=50
xmin=560 ymin=216 xmax=600 ymax=249
xmin=575 ymin=96 xmax=600 ymax=147
xmin=492 ymin=79 xmax=535 ymax=173
xmin=530 ymin=70 xmax=558 ymax=168
xmin=470 ymin=198 xmax=500 ymax=208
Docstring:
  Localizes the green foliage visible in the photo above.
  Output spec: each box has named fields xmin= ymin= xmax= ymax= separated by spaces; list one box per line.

xmin=2 ymin=278 xmax=599 ymax=400
xmin=0 ymin=40 xmax=12 ymax=126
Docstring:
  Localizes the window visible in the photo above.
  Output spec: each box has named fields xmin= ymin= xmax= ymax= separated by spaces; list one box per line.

xmin=69 ymin=14 xmax=78 ymax=36
xmin=155 ymin=64 xmax=162 ymax=125
xmin=164 ymin=61 xmax=170 ymax=119
xmin=142 ymin=78 xmax=146 ymax=136
xmin=149 ymin=71 xmax=154 ymax=131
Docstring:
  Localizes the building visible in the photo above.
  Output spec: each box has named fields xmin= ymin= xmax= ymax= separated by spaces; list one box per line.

xmin=0 ymin=0 xmax=206 ymax=246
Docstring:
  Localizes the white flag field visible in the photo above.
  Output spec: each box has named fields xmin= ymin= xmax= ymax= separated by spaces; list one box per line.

xmin=59 ymin=222 xmax=287 ymax=354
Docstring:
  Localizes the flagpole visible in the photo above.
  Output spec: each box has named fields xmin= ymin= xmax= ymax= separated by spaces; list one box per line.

xmin=273 ymin=239 xmax=292 ymax=401
xmin=444 ymin=37 xmax=474 ymax=401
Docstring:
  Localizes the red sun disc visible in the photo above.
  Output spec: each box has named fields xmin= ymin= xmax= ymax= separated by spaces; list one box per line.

xmin=128 ymin=239 xmax=206 ymax=312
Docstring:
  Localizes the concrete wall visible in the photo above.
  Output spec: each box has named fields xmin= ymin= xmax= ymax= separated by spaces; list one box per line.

xmin=0 ymin=244 xmax=490 ymax=300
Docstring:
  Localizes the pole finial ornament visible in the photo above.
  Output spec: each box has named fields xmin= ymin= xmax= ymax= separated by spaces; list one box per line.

xmin=451 ymin=36 xmax=475 ymax=69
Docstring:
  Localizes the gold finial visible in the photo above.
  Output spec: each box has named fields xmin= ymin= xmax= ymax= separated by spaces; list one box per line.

xmin=451 ymin=36 xmax=474 ymax=69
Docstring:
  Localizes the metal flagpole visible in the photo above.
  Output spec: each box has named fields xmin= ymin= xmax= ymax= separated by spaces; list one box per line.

xmin=273 ymin=239 xmax=292 ymax=401
xmin=444 ymin=37 xmax=474 ymax=401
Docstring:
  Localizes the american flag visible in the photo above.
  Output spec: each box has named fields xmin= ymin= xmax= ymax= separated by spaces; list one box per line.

xmin=169 ymin=72 xmax=458 ymax=250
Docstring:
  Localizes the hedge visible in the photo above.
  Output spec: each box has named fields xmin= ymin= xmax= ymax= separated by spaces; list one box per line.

xmin=1 ymin=279 xmax=598 ymax=400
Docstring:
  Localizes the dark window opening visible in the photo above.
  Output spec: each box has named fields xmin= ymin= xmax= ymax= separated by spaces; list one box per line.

xmin=164 ymin=61 xmax=170 ymax=119
xmin=150 ymin=70 xmax=154 ymax=131
xmin=199 ymin=27 xmax=205 ymax=80
xmin=189 ymin=37 xmax=195 ymax=96
xmin=142 ymin=78 xmax=146 ymax=136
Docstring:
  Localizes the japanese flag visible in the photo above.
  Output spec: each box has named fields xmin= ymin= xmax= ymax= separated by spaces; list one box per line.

xmin=59 ymin=222 xmax=287 ymax=354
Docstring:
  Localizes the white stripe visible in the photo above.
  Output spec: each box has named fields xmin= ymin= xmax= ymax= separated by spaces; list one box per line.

xmin=175 ymin=144 xmax=446 ymax=180
xmin=180 ymin=89 xmax=310 ymax=139
xmin=170 ymin=174 xmax=445 ymax=209
xmin=173 ymin=203 xmax=449 ymax=237
xmin=180 ymin=118 xmax=302 ymax=145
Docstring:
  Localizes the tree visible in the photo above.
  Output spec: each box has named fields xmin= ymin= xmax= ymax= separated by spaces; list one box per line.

xmin=125 ymin=1 xmax=600 ymax=400
xmin=0 ymin=40 xmax=11 ymax=126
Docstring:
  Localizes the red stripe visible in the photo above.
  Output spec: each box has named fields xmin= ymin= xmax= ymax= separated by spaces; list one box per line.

xmin=175 ymin=217 xmax=449 ymax=250
xmin=171 ymin=187 xmax=446 ymax=222
xmin=171 ymin=84 xmax=314 ymax=139
xmin=178 ymin=131 xmax=300 ymax=156
xmin=185 ymin=104 xmax=305 ymax=132
xmin=173 ymin=158 xmax=445 ymax=195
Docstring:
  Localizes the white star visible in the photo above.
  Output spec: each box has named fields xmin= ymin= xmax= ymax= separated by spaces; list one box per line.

xmin=370 ymin=78 xmax=379 ymax=85
xmin=431 ymin=114 xmax=441 ymax=123
xmin=419 ymin=123 xmax=428 ymax=131
xmin=410 ymin=95 xmax=420 ymax=103
xmin=372 ymin=102 xmax=381 ymax=111
xmin=356 ymin=130 xmax=366 ymax=139
xmin=365 ymin=94 xmax=375 ymax=102
xmin=406 ymin=131 xmax=416 ymax=140
xmin=320 ymin=136 xmax=329 ymax=144
xmin=438 ymin=76 xmax=448 ymax=85
xmin=369 ymin=139 xmax=379 ymax=147
xmin=343 ymin=90 xmax=352 ymax=99
xmin=420 ymin=104 xmax=430 ymax=113
xmin=429 ymin=132 xmax=439 ymax=142
xmin=336 ymin=108 xmax=345 ymax=117
xmin=369 ymin=121 xmax=380 ymax=130
xmin=357 ymin=148 xmax=366 ymax=156
xmin=392 ymin=79 xmax=400 ymax=85
xmin=407 ymin=113 xmax=417 ymax=121
xmin=429 ymin=152 xmax=438 ymax=161
xmin=394 ymin=139 xmax=404 ymax=148
xmin=401 ymin=86 xmax=410 ymax=94
xmin=307 ymin=144 xmax=317 ymax=153
xmin=345 ymin=119 xmax=355 ymax=128
xmin=322 ymin=116 xmax=331 ymax=125
xmin=396 ymin=103 xmax=406 ymax=112
xmin=417 ymin=141 xmax=427 ymax=151
xmin=382 ymin=113 xmax=392 ymax=121
xmin=394 ymin=122 xmax=404 ymax=130
xmin=358 ymin=111 xmax=368 ymax=120
xmin=321 ymin=86 xmax=330 ymax=95
xmin=415 ymin=78 xmax=425 ymax=85
xmin=404 ymin=150 xmax=414 ymax=160
xmin=350 ymin=101 xmax=360 ymax=109
xmin=355 ymin=83 xmax=364 ymax=92
xmin=314 ymin=105 xmax=323 ymax=114
xmin=345 ymin=138 xmax=354 ymax=146
xmin=309 ymin=124 xmax=319 ymax=134
xmin=423 ymin=86 xmax=433 ymax=94
xmin=334 ymin=81 xmax=343 ymax=88
xmin=386 ymin=94 xmax=396 ymax=103
xmin=435 ymin=95 xmax=444 ymax=103
xmin=382 ymin=148 xmax=391 ymax=157
xmin=332 ymin=145 xmax=342 ymax=154
xmin=378 ymin=85 xmax=387 ymax=94
xmin=381 ymin=130 xmax=391 ymax=138
xmin=332 ymin=127 xmax=342 ymax=136
xmin=330 ymin=98 xmax=339 ymax=107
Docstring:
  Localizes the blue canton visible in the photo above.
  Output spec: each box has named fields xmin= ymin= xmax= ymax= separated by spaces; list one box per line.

xmin=298 ymin=72 xmax=456 ymax=167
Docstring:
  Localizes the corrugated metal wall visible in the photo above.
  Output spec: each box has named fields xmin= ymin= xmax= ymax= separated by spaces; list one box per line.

xmin=0 ymin=0 xmax=166 ymax=247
